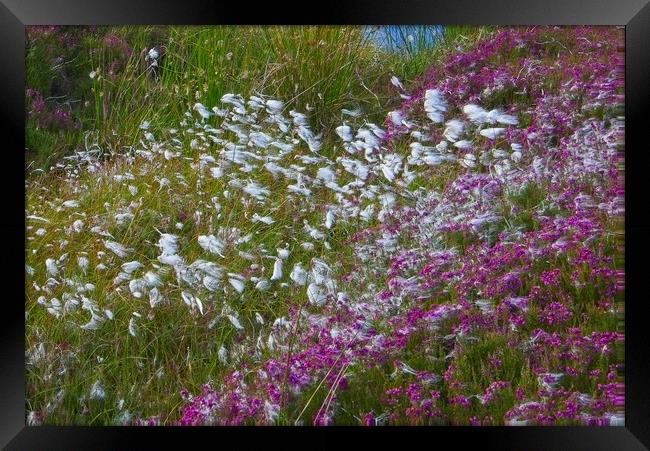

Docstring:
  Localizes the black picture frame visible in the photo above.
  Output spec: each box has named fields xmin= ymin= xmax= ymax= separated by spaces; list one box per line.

xmin=2 ymin=1 xmax=649 ymax=449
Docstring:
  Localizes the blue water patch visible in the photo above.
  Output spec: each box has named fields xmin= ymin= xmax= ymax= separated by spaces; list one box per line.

xmin=365 ymin=26 xmax=445 ymax=53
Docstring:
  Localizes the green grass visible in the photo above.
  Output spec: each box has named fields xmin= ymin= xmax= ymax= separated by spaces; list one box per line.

xmin=26 ymin=26 xmax=488 ymax=171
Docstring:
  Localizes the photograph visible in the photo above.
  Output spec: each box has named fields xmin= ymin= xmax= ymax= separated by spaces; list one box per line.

xmin=22 ymin=24 xmax=626 ymax=427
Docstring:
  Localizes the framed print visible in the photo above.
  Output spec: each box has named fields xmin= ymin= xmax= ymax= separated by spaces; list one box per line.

xmin=2 ymin=0 xmax=649 ymax=449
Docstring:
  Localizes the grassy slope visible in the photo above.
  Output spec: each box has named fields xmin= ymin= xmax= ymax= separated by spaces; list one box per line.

xmin=26 ymin=26 xmax=488 ymax=424
xmin=27 ymin=26 xmax=623 ymax=426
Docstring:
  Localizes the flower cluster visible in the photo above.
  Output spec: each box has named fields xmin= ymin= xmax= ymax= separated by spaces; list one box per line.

xmin=26 ymin=88 xmax=78 ymax=131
